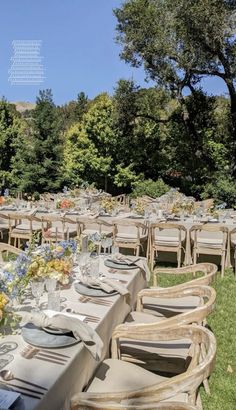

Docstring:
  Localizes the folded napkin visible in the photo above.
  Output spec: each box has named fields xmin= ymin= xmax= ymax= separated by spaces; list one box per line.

xmin=20 ymin=312 xmax=103 ymax=361
xmin=111 ymin=254 xmax=150 ymax=281
xmin=81 ymin=276 xmax=130 ymax=299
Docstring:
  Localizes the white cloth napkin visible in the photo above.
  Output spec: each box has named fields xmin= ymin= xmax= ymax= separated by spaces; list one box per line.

xmin=20 ymin=311 xmax=103 ymax=360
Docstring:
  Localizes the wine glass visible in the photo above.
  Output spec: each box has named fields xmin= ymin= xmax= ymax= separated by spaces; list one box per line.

xmin=31 ymin=280 xmax=45 ymax=312
xmin=101 ymin=237 xmax=113 ymax=254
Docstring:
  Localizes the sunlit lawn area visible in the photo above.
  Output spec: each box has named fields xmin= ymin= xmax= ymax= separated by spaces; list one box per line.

xmin=157 ymin=268 xmax=236 ymax=410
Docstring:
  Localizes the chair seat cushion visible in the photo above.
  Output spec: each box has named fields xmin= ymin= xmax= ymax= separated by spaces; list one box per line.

xmin=196 ymin=237 xmax=223 ymax=248
xmin=87 ymin=358 xmax=166 ymax=393
xmin=154 ymin=235 xmax=184 ymax=247
xmin=44 ymin=226 xmax=77 ymax=238
xmin=115 ymin=233 xmax=147 ymax=243
xmin=141 ymin=296 xmax=201 ymax=317
xmin=11 ymin=222 xmax=41 ymax=235
xmin=82 ymin=229 xmax=113 ymax=237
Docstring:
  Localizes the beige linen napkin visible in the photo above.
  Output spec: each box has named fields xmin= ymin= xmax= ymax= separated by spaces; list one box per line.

xmin=111 ymin=254 xmax=150 ymax=281
xmin=81 ymin=276 xmax=130 ymax=297
xmin=20 ymin=312 xmax=103 ymax=360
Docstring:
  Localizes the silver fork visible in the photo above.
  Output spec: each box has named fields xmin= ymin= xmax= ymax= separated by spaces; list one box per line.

xmin=26 ymin=345 xmax=70 ymax=359
xmin=65 ymin=309 xmax=100 ymax=323
xmin=79 ymin=295 xmax=112 ymax=306
xmin=21 ymin=346 xmax=68 ymax=365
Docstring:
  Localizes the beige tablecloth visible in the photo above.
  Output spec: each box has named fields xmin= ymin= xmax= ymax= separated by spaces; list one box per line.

xmin=0 ymin=256 xmax=147 ymax=410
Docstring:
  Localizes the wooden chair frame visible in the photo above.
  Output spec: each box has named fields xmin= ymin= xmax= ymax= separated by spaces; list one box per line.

xmin=0 ymin=243 xmax=22 ymax=263
xmin=230 ymin=227 xmax=236 ymax=277
xmin=113 ymin=219 xmax=148 ymax=257
xmin=190 ymin=224 xmax=228 ymax=277
xmin=153 ymin=263 xmax=218 ymax=288
xmin=41 ymin=215 xmax=80 ymax=244
xmin=6 ymin=212 xmax=42 ymax=248
xmin=149 ymin=223 xmax=187 ymax=270
xmin=71 ymin=325 xmax=216 ymax=410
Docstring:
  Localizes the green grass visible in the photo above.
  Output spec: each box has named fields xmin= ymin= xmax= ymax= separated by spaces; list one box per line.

xmin=156 ymin=268 xmax=236 ymax=410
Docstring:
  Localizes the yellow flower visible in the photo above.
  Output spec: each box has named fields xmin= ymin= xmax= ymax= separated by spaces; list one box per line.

xmin=0 ymin=293 xmax=8 ymax=311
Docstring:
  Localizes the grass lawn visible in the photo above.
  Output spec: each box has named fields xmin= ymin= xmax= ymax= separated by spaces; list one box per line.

xmin=156 ymin=268 xmax=236 ymax=410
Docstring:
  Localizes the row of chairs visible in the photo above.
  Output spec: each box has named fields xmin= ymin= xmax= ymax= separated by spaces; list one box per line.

xmin=148 ymin=223 xmax=234 ymax=277
xmin=0 ymin=212 xmax=148 ymax=255
xmin=1 ymin=212 xmax=236 ymax=276
xmin=71 ymin=262 xmax=218 ymax=409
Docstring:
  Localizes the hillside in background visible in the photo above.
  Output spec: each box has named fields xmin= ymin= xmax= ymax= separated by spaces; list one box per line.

xmin=13 ymin=101 xmax=36 ymax=113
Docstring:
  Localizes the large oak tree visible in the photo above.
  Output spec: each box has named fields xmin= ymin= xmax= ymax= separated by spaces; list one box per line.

xmin=114 ymin=0 xmax=236 ymax=171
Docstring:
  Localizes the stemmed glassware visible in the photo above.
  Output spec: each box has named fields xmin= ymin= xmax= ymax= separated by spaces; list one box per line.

xmin=101 ymin=237 xmax=113 ymax=254
xmin=31 ymin=280 xmax=44 ymax=312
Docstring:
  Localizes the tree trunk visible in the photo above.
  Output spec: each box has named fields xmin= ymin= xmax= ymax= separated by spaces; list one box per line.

xmin=225 ymin=79 xmax=236 ymax=176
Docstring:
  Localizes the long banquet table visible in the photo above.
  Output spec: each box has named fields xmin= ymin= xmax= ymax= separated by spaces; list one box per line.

xmin=0 ymin=257 xmax=147 ymax=410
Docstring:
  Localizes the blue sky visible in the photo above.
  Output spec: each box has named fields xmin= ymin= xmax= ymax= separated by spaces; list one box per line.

xmin=0 ymin=0 xmax=228 ymax=105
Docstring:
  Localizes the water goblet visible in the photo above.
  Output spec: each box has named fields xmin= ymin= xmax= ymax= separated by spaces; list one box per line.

xmin=31 ymin=280 xmax=45 ymax=312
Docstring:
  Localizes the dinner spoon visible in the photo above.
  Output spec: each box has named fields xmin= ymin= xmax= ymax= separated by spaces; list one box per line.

xmin=0 ymin=369 xmax=47 ymax=390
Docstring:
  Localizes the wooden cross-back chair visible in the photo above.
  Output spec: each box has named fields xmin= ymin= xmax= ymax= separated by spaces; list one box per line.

xmin=41 ymin=215 xmax=80 ymax=244
xmin=113 ymin=219 xmax=148 ymax=256
xmin=71 ymin=325 xmax=216 ymax=410
xmin=78 ymin=218 xmax=114 ymax=253
xmin=6 ymin=212 xmax=42 ymax=248
xmin=190 ymin=224 xmax=228 ymax=277
xmin=149 ymin=223 xmax=187 ymax=270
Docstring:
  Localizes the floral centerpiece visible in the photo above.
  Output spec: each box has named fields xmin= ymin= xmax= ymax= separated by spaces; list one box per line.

xmin=133 ymin=198 xmax=145 ymax=215
xmin=172 ymin=199 xmax=194 ymax=216
xmin=100 ymin=197 xmax=116 ymax=214
xmin=0 ymin=240 xmax=77 ymax=297
xmin=56 ymin=198 xmax=75 ymax=209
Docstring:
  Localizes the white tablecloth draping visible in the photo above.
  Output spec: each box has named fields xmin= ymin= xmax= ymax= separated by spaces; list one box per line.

xmin=0 ymin=257 xmax=147 ymax=410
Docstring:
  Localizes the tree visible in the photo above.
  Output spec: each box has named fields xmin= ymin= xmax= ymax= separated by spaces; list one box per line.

xmin=64 ymin=93 xmax=115 ymax=190
xmin=58 ymin=92 xmax=89 ymax=131
xmin=13 ymin=89 xmax=63 ymax=193
xmin=114 ymin=0 xmax=236 ymax=172
xmin=0 ymin=99 xmax=25 ymax=192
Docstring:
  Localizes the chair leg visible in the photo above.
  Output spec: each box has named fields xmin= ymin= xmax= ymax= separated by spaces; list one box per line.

xmin=150 ymin=249 xmax=154 ymax=271
xmin=234 ymin=248 xmax=236 ymax=278
xmin=177 ymin=248 xmax=181 ymax=268
xmin=14 ymin=237 xmax=17 ymax=247
xmin=193 ymin=247 xmax=197 ymax=265
xmin=221 ymin=252 xmax=226 ymax=278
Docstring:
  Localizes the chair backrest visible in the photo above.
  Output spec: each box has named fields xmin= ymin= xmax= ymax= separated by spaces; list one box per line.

xmin=150 ymin=222 xmax=186 ymax=245
xmin=154 ymin=263 xmax=218 ymax=288
xmin=0 ymin=243 xmax=22 ymax=263
xmin=190 ymin=224 xmax=228 ymax=248
xmin=136 ymin=285 xmax=216 ymax=328
xmin=72 ymin=325 xmax=216 ymax=408
xmin=230 ymin=226 xmax=236 ymax=241
xmin=79 ymin=218 xmax=113 ymax=235
xmin=114 ymin=219 xmax=147 ymax=240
